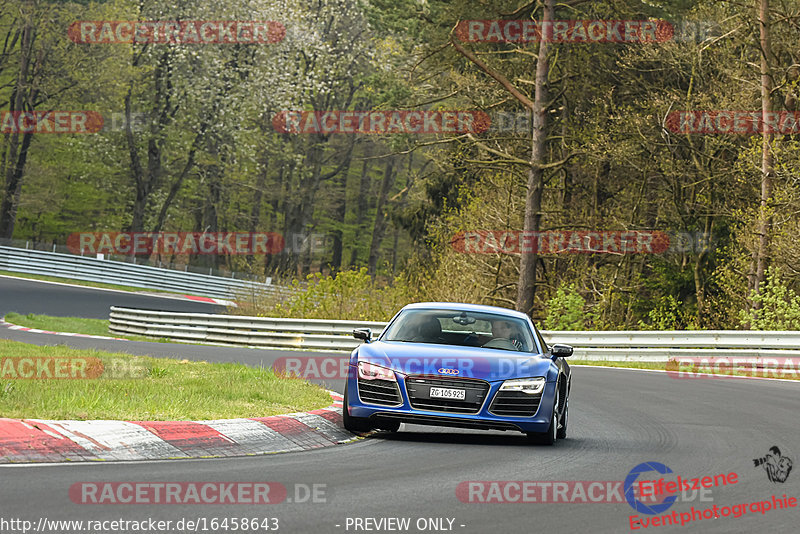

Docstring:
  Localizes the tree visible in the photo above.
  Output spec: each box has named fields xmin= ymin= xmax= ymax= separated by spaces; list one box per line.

xmin=748 ymin=0 xmax=774 ymax=309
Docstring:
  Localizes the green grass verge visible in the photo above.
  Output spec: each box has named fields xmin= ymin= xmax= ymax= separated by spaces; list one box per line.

xmin=3 ymin=312 xmax=158 ymax=343
xmin=0 ymin=339 xmax=331 ymax=420
xmin=0 ymin=270 xmax=180 ymax=295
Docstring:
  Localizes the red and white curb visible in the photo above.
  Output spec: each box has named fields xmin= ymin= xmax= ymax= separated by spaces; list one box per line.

xmin=0 ymin=318 xmax=127 ymax=341
xmin=0 ymin=392 xmax=357 ymax=463
xmin=180 ymin=295 xmax=237 ymax=307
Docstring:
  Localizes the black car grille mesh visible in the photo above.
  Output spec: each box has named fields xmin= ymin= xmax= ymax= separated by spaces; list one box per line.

xmin=357 ymin=378 xmax=401 ymax=406
xmin=489 ymin=390 xmax=542 ymax=417
xmin=405 ymin=377 xmax=489 ymax=414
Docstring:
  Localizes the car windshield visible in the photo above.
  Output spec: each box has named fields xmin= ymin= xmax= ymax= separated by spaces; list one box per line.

xmin=380 ymin=309 xmax=537 ymax=353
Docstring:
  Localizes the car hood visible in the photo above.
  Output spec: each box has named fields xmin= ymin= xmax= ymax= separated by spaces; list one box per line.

xmin=355 ymin=340 xmax=555 ymax=382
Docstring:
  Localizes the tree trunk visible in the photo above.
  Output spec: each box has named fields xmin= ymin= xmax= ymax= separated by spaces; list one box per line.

xmin=126 ymin=50 xmax=173 ymax=233
xmin=350 ymin=144 xmax=372 ymax=266
xmin=152 ymin=125 xmax=206 ymax=235
xmin=0 ymin=15 xmax=34 ymax=239
xmin=330 ymin=156 xmax=353 ymax=273
xmin=391 ymin=152 xmax=414 ymax=276
xmin=515 ymin=0 xmax=554 ymax=316
xmin=250 ymin=156 xmax=268 ymax=234
xmin=284 ymin=141 xmax=324 ymax=276
xmin=693 ymin=215 xmax=713 ymax=325
xmin=749 ymin=0 xmax=773 ymax=310
xmin=0 ymin=132 xmax=33 ymax=240
xmin=264 ymin=164 xmax=286 ymax=276
xmin=367 ymin=156 xmax=397 ymax=277
xmin=194 ymin=135 xmax=224 ymax=271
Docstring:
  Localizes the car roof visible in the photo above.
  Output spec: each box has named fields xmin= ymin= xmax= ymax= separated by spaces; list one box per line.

xmin=400 ymin=302 xmax=531 ymax=321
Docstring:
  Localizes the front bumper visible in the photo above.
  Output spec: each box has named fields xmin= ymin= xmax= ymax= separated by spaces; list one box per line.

xmin=346 ymin=369 xmax=558 ymax=434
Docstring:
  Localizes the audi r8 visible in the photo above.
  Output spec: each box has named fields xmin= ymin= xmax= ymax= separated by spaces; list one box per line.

xmin=343 ymin=302 xmax=573 ymax=445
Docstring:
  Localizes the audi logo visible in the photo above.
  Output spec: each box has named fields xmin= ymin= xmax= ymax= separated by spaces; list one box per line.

xmin=438 ymin=368 xmax=460 ymax=375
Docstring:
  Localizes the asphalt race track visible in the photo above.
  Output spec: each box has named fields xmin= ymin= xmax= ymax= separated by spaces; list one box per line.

xmin=0 ymin=276 xmax=223 ymax=318
xmin=1 ymin=277 xmax=798 ymax=533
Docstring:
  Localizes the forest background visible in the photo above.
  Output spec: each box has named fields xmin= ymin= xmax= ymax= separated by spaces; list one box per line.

xmin=2 ymin=0 xmax=799 ymax=329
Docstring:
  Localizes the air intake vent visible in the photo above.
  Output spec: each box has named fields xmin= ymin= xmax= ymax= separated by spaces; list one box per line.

xmin=358 ymin=379 xmax=401 ymax=406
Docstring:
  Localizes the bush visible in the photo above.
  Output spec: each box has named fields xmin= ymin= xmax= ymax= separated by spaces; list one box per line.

xmin=741 ymin=267 xmax=800 ymax=330
xmin=638 ymin=295 xmax=691 ymax=330
xmin=236 ymin=268 xmax=417 ymax=321
xmin=544 ymin=285 xmax=588 ymax=331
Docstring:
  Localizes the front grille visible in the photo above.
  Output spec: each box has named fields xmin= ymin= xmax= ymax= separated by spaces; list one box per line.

xmin=358 ymin=378 xmax=401 ymax=406
xmin=405 ymin=377 xmax=489 ymax=414
xmin=489 ymin=391 xmax=542 ymax=417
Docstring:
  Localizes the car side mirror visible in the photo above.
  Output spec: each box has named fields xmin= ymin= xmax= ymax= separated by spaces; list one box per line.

xmin=353 ymin=328 xmax=372 ymax=343
xmin=551 ymin=344 xmax=573 ymax=359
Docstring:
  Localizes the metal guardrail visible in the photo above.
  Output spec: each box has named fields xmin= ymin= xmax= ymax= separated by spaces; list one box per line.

xmin=0 ymin=246 xmax=285 ymax=301
xmin=542 ymin=331 xmax=800 ymax=360
xmin=0 ymin=237 xmax=255 ymax=279
xmin=110 ymin=308 xmax=386 ymax=350
xmin=108 ymin=307 xmax=800 ymax=359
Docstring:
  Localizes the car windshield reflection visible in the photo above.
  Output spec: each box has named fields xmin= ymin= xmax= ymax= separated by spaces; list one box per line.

xmin=381 ymin=309 xmax=536 ymax=352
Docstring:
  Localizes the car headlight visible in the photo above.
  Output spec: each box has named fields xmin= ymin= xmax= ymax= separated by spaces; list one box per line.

xmin=357 ymin=361 xmax=397 ymax=382
xmin=499 ymin=377 xmax=545 ymax=394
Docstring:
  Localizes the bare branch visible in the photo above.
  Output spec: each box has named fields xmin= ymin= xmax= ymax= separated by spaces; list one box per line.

xmin=465 ymin=133 xmax=531 ymax=165
xmin=449 ymin=24 xmax=535 ymax=110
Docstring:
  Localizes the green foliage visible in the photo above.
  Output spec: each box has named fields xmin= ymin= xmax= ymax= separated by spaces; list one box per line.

xmin=262 ymin=268 xmax=416 ymax=321
xmin=741 ymin=268 xmax=800 ymax=330
xmin=544 ymin=285 xmax=588 ymax=331
xmin=638 ymin=295 xmax=692 ymax=330
xmin=3 ymin=0 xmax=800 ymax=331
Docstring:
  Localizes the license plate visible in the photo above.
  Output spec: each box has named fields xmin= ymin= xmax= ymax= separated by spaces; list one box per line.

xmin=429 ymin=387 xmax=466 ymax=400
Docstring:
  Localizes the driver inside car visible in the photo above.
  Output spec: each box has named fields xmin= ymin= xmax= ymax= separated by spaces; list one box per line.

xmin=483 ymin=319 xmax=524 ymax=351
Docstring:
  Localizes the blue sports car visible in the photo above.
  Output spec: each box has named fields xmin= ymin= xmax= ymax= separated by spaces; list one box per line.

xmin=343 ymin=302 xmax=573 ymax=445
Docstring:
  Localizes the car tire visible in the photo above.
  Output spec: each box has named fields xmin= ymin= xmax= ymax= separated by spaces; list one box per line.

xmin=527 ymin=389 xmax=558 ymax=446
xmin=343 ymin=385 xmax=372 ymax=433
xmin=556 ymin=399 xmax=568 ymax=439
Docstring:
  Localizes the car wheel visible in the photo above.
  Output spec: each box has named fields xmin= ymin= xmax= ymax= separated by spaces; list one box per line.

xmin=342 ymin=385 xmax=372 ymax=433
xmin=527 ymin=389 xmax=558 ymax=446
xmin=556 ymin=399 xmax=568 ymax=439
